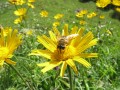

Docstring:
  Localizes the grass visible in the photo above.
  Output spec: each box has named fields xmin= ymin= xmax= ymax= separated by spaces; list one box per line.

xmin=0 ymin=0 xmax=120 ymax=90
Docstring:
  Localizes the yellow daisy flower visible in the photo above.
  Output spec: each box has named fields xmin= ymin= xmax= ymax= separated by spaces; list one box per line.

xmin=96 ymin=0 xmax=111 ymax=8
xmin=27 ymin=3 xmax=35 ymax=8
xmin=53 ymin=22 xmax=60 ymax=27
xmin=28 ymin=0 xmax=35 ymax=3
xmin=30 ymin=24 xmax=98 ymax=77
xmin=54 ymin=14 xmax=64 ymax=20
xmin=40 ymin=10 xmax=48 ymax=17
xmin=115 ymin=7 xmax=120 ymax=12
xmin=14 ymin=8 xmax=27 ymax=16
xmin=112 ymin=0 xmax=120 ymax=6
xmin=79 ymin=20 xmax=87 ymax=25
xmin=0 ymin=28 xmax=22 ymax=66
xmin=9 ymin=0 xmax=25 ymax=5
xmin=99 ymin=15 xmax=105 ymax=19
xmin=14 ymin=17 xmax=23 ymax=24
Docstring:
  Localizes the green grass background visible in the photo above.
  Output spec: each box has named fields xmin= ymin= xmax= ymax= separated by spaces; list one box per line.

xmin=0 ymin=0 xmax=120 ymax=90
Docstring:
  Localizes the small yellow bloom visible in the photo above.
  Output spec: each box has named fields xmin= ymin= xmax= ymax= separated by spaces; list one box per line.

xmin=28 ymin=0 xmax=35 ymax=3
xmin=54 ymin=14 xmax=64 ymax=20
xmin=87 ymin=12 xmax=97 ymax=18
xmin=9 ymin=0 xmax=25 ymax=5
xmin=99 ymin=15 xmax=105 ymax=19
xmin=76 ymin=12 xmax=84 ymax=18
xmin=0 ymin=28 xmax=22 ymax=66
xmin=80 ymin=10 xmax=88 ymax=15
xmin=27 ymin=3 xmax=35 ymax=8
xmin=112 ymin=0 xmax=120 ymax=6
xmin=14 ymin=8 xmax=27 ymax=16
xmin=40 ymin=10 xmax=48 ymax=17
xmin=79 ymin=20 xmax=87 ymax=25
xmin=26 ymin=30 xmax=33 ymax=35
xmin=96 ymin=0 xmax=111 ymax=8
xmin=14 ymin=17 xmax=23 ymax=24
xmin=30 ymin=24 xmax=98 ymax=77
xmin=115 ymin=7 xmax=120 ymax=12
xmin=106 ymin=30 xmax=112 ymax=35
xmin=53 ymin=22 xmax=60 ymax=27
xmin=2 ymin=27 xmax=12 ymax=37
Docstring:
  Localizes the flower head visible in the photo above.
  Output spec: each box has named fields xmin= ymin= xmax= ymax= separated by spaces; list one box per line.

xmin=40 ymin=10 xmax=48 ymax=17
xmin=9 ymin=0 xmax=25 ymax=5
xmin=96 ymin=0 xmax=111 ymax=8
xmin=54 ymin=14 xmax=64 ymax=20
xmin=112 ymin=0 xmax=120 ymax=6
xmin=14 ymin=8 xmax=27 ymax=16
xmin=30 ymin=24 xmax=98 ymax=77
xmin=53 ymin=22 xmax=60 ymax=27
xmin=0 ymin=27 xmax=22 ymax=66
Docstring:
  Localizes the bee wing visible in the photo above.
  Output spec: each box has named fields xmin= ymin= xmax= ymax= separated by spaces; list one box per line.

xmin=66 ymin=34 xmax=79 ymax=41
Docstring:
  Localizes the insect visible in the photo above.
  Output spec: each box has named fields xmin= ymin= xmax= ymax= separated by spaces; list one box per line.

xmin=57 ymin=34 xmax=79 ymax=53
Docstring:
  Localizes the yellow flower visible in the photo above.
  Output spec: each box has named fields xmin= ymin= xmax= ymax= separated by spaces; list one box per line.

xmin=76 ymin=12 xmax=84 ymax=18
xmin=2 ymin=27 xmax=12 ymax=37
xmin=40 ymin=10 xmax=48 ymax=17
xmin=26 ymin=30 xmax=33 ymax=35
xmin=30 ymin=24 xmax=98 ymax=77
xmin=14 ymin=17 xmax=23 ymax=24
xmin=53 ymin=22 xmax=60 ymax=27
xmin=87 ymin=12 xmax=97 ymax=18
xmin=115 ymin=7 xmax=120 ymax=12
xmin=54 ymin=14 xmax=64 ymax=20
xmin=0 ymin=28 xmax=22 ymax=66
xmin=79 ymin=20 xmax=87 ymax=25
xmin=96 ymin=0 xmax=111 ymax=8
xmin=112 ymin=0 xmax=120 ymax=6
xmin=27 ymin=3 xmax=35 ymax=8
xmin=28 ymin=0 xmax=35 ymax=3
xmin=80 ymin=10 xmax=88 ymax=15
xmin=106 ymin=30 xmax=112 ymax=35
xmin=9 ymin=0 xmax=25 ymax=5
xmin=99 ymin=15 xmax=105 ymax=19
xmin=14 ymin=8 xmax=27 ymax=16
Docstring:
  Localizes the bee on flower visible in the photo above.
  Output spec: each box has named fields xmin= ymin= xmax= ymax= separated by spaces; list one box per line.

xmin=29 ymin=24 xmax=98 ymax=77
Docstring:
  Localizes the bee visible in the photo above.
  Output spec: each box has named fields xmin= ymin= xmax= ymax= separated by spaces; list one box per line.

xmin=57 ymin=34 xmax=79 ymax=53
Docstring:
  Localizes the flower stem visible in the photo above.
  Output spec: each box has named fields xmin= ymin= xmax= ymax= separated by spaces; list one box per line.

xmin=68 ymin=66 xmax=73 ymax=90
xmin=8 ymin=64 xmax=33 ymax=90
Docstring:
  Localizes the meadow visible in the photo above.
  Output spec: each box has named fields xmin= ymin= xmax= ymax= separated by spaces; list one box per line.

xmin=0 ymin=0 xmax=120 ymax=90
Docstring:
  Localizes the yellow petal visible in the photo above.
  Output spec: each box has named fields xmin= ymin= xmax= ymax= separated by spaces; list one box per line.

xmin=79 ymin=53 xmax=98 ymax=58
xmin=37 ymin=36 xmax=56 ymax=52
xmin=66 ymin=59 xmax=78 ymax=74
xmin=60 ymin=61 xmax=67 ymax=77
xmin=77 ymin=32 xmax=94 ymax=48
xmin=70 ymin=26 xmax=78 ymax=34
xmin=77 ymin=38 xmax=98 ymax=54
xmin=62 ymin=24 xmax=68 ymax=36
xmin=0 ymin=60 xmax=4 ymax=66
xmin=37 ymin=62 xmax=49 ymax=67
xmin=73 ymin=56 xmax=91 ymax=68
xmin=29 ymin=49 xmax=51 ymax=59
xmin=49 ymin=31 xmax=57 ymax=43
xmin=41 ymin=61 xmax=62 ymax=73
xmin=5 ymin=59 xmax=16 ymax=65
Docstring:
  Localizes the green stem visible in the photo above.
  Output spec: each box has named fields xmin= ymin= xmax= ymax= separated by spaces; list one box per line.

xmin=68 ymin=66 xmax=73 ymax=90
xmin=8 ymin=64 xmax=33 ymax=90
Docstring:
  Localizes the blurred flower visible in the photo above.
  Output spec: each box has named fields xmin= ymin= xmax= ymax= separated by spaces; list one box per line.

xmin=79 ymin=20 xmax=87 ymax=25
xmin=14 ymin=8 xmax=27 ymax=16
xmin=0 ymin=28 xmax=22 ymax=66
xmin=80 ymin=10 xmax=88 ymax=15
xmin=14 ymin=17 xmax=23 ymax=24
xmin=76 ymin=12 xmax=84 ymax=18
xmin=9 ymin=0 xmax=25 ymax=5
xmin=87 ymin=12 xmax=97 ymax=18
xmin=99 ymin=15 xmax=105 ymax=19
xmin=28 ymin=0 xmax=35 ymax=3
xmin=54 ymin=14 xmax=64 ymax=20
xmin=27 ymin=3 xmax=35 ymax=8
xmin=53 ymin=22 xmax=60 ymax=27
xmin=2 ymin=27 xmax=12 ymax=37
xmin=29 ymin=24 xmax=98 ymax=77
xmin=112 ymin=0 xmax=120 ymax=6
xmin=106 ymin=30 xmax=112 ymax=35
xmin=96 ymin=0 xmax=111 ymax=8
xmin=40 ymin=10 xmax=48 ymax=17
xmin=115 ymin=7 xmax=120 ymax=12
xmin=26 ymin=30 xmax=33 ymax=35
